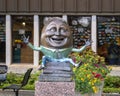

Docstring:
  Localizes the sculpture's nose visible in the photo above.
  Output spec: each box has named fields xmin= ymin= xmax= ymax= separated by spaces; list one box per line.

xmin=55 ymin=30 xmax=60 ymax=36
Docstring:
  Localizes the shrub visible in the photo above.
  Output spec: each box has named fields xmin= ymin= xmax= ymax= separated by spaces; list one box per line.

xmin=104 ymin=76 xmax=120 ymax=88
xmin=0 ymin=70 xmax=41 ymax=90
xmin=103 ymin=88 xmax=120 ymax=93
xmin=103 ymin=76 xmax=120 ymax=93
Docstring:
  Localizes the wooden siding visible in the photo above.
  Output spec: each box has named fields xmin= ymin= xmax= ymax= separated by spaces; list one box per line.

xmin=64 ymin=0 xmax=76 ymax=12
xmin=17 ymin=0 xmax=29 ymax=12
xmin=89 ymin=0 xmax=100 ymax=12
xmin=101 ymin=0 xmax=113 ymax=12
xmin=0 ymin=0 xmax=6 ymax=12
xmin=53 ymin=0 xmax=64 ymax=12
xmin=29 ymin=0 xmax=40 ymax=12
xmin=0 ymin=0 xmax=120 ymax=14
xmin=41 ymin=0 xmax=52 ymax=12
xmin=114 ymin=0 xmax=120 ymax=12
xmin=6 ymin=0 xmax=17 ymax=12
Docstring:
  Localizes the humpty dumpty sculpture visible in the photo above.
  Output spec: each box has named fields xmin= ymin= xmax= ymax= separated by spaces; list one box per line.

xmin=22 ymin=17 xmax=90 ymax=69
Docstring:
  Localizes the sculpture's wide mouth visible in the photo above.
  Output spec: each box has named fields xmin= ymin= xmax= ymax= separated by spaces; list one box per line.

xmin=46 ymin=36 xmax=68 ymax=47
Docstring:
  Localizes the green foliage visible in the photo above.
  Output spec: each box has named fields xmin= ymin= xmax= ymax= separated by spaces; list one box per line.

xmin=0 ymin=70 xmax=41 ymax=90
xmin=103 ymin=88 xmax=120 ymax=93
xmin=104 ymin=76 xmax=120 ymax=88
xmin=103 ymin=76 xmax=120 ymax=93
xmin=6 ymin=72 xmax=23 ymax=84
xmin=22 ymin=85 xmax=35 ymax=90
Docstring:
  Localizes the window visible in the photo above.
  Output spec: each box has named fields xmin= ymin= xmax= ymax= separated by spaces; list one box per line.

xmin=0 ymin=16 xmax=6 ymax=63
xmin=12 ymin=16 xmax=33 ymax=63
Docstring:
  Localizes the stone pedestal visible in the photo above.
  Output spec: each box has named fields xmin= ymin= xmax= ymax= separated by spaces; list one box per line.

xmin=35 ymin=81 xmax=75 ymax=96
xmin=35 ymin=62 xmax=75 ymax=96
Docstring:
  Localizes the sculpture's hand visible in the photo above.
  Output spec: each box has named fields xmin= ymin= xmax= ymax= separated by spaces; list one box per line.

xmin=85 ymin=40 xmax=91 ymax=46
xmin=22 ymin=34 xmax=29 ymax=44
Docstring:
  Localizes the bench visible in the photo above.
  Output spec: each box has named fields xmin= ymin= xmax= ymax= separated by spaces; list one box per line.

xmin=0 ymin=65 xmax=8 ymax=85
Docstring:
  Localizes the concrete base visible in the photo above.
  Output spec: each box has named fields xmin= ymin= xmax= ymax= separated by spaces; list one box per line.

xmin=35 ymin=81 xmax=75 ymax=96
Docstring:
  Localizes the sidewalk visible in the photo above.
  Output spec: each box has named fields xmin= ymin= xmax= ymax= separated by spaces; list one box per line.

xmin=109 ymin=65 xmax=120 ymax=76
xmin=7 ymin=64 xmax=120 ymax=76
xmin=7 ymin=64 xmax=39 ymax=74
xmin=0 ymin=89 xmax=34 ymax=96
xmin=1 ymin=90 xmax=120 ymax=96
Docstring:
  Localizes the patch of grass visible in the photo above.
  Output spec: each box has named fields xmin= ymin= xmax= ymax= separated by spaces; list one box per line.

xmin=0 ymin=70 xmax=41 ymax=90
xmin=103 ymin=88 xmax=120 ymax=93
xmin=103 ymin=76 xmax=120 ymax=93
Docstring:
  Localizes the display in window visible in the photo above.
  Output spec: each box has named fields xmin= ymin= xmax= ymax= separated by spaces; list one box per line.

xmin=0 ymin=24 xmax=5 ymax=42
xmin=97 ymin=16 xmax=120 ymax=47
xmin=68 ymin=16 xmax=91 ymax=48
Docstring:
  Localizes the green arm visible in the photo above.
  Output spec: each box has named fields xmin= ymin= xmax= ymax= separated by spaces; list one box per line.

xmin=72 ymin=45 xmax=87 ymax=52
xmin=27 ymin=43 xmax=42 ymax=51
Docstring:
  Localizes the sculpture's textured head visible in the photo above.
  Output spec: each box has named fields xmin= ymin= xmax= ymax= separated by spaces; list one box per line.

xmin=41 ymin=17 xmax=73 ymax=49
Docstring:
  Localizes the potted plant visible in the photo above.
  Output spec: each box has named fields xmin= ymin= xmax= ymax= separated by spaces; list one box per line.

xmin=71 ymin=48 xmax=112 ymax=96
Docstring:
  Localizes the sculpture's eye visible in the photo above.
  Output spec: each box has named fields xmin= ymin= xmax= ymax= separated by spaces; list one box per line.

xmin=59 ymin=28 xmax=67 ymax=33
xmin=50 ymin=27 xmax=56 ymax=32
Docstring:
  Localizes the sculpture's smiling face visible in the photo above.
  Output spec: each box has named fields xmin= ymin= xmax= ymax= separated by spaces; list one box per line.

xmin=41 ymin=18 xmax=72 ymax=49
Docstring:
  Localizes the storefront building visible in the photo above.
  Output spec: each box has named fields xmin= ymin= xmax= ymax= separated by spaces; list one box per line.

xmin=0 ymin=0 xmax=120 ymax=66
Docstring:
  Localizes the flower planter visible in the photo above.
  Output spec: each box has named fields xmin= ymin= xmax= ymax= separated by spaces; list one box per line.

xmin=79 ymin=81 xmax=104 ymax=96
xmin=72 ymin=49 xmax=111 ymax=96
